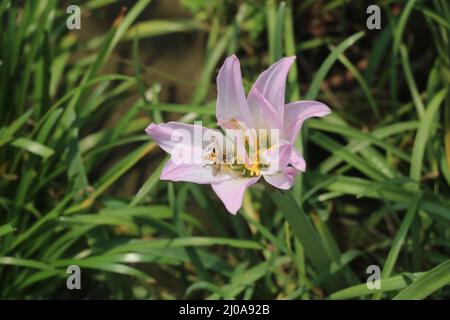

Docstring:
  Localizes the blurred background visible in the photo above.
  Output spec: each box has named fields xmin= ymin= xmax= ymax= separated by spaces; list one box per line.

xmin=0 ymin=0 xmax=449 ymax=299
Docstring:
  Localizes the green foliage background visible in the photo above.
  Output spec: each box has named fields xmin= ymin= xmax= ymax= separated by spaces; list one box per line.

xmin=0 ymin=0 xmax=449 ymax=299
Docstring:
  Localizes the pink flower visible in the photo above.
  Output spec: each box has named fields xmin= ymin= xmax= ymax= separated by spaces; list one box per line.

xmin=145 ymin=55 xmax=331 ymax=214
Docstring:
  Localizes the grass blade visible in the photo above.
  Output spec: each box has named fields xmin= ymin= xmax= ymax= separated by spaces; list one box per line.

xmin=393 ymin=260 xmax=450 ymax=299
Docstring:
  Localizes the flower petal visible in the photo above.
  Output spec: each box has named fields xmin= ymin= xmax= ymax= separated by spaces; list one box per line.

xmin=145 ymin=122 xmax=223 ymax=164
xmin=260 ymin=142 xmax=291 ymax=175
xmin=216 ymin=55 xmax=252 ymax=128
xmin=211 ymin=177 xmax=259 ymax=214
xmin=247 ymin=87 xmax=283 ymax=130
xmin=251 ymin=56 xmax=296 ymax=116
xmin=289 ymin=147 xmax=306 ymax=172
xmin=263 ymin=167 xmax=298 ymax=189
xmin=161 ymin=159 xmax=230 ymax=184
xmin=283 ymin=101 xmax=331 ymax=143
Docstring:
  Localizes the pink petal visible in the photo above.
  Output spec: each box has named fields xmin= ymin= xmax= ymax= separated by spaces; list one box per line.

xmin=223 ymin=128 xmax=249 ymax=165
xmin=289 ymin=147 xmax=306 ymax=172
xmin=216 ymin=55 xmax=252 ymax=129
xmin=283 ymin=101 xmax=331 ymax=143
xmin=263 ymin=167 xmax=298 ymax=190
xmin=146 ymin=122 xmax=199 ymax=153
xmin=251 ymin=56 xmax=296 ymax=118
xmin=161 ymin=159 xmax=230 ymax=184
xmin=260 ymin=143 xmax=291 ymax=174
xmin=145 ymin=122 xmax=223 ymax=164
xmin=247 ymin=87 xmax=283 ymax=130
xmin=211 ymin=177 xmax=259 ymax=214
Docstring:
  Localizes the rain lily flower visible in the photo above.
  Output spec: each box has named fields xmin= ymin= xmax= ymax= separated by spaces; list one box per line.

xmin=145 ymin=55 xmax=331 ymax=214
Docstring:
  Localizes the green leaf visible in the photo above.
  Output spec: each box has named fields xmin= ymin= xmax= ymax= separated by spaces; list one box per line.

xmin=0 ymin=256 xmax=54 ymax=271
xmin=288 ymin=249 xmax=361 ymax=299
xmin=207 ymin=260 xmax=284 ymax=299
xmin=393 ymin=0 xmax=418 ymax=55
xmin=334 ymin=48 xmax=380 ymax=119
xmin=271 ymin=191 xmax=346 ymax=291
xmin=11 ymin=137 xmax=54 ymax=159
xmin=309 ymin=119 xmax=410 ymax=162
xmin=382 ymin=193 xmax=422 ymax=278
xmin=393 ymin=260 xmax=450 ymax=299
xmin=329 ymin=273 xmax=423 ymax=299
xmin=305 ymin=31 xmax=364 ymax=99
xmin=400 ymin=45 xmax=425 ymax=117
xmin=272 ymin=1 xmax=286 ymax=61
xmin=105 ymin=237 xmax=262 ymax=254
xmin=65 ymin=142 xmax=156 ymax=214
xmin=129 ymin=159 xmax=165 ymax=207
xmin=410 ymin=89 xmax=447 ymax=183
xmin=0 ymin=109 xmax=33 ymax=148
xmin=0 ymin=223 xmax=16 ymax=237
xmin=186 ymin=281 xmax=231 ymax=299
xmin=309 ymin=175 xmax=450 ymax=221
xmin=149 ymin=103 xmax=216 ymax=115
xmin=311 ymin=132 xmax=385 ymax=181
xmin=52 ymin=258 xmax=154 ymax=283
xmin=124 ymin=20 xmax=201 ymax=40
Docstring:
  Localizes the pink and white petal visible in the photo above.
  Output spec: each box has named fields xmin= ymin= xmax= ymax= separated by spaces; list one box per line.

xmin=250 ymin=56 xmax=296 ymax=116
xmin=161 ymin=159 xmax=230 ymax=184
xmin=146 ymin=122 xmax=178 ymax=153
xmin=283 ymin=101 xmax=331 ymax=143
xmin=260 ymin=143 xmax=291 ymax=174
xmin=247 ymin=87 xmax=283 ymax=130
xmin=145 ymin=122 xmax=223 ymax=164
xmin=146 ymin=122 xmax=200 ymax=153
xmin=223 ymin=129 xmax=249 ymax=165
xmin=216 ymin=55 xmax=252 ymax=128
xmin=263 ymin=167 xmax=298 ymax=190
xmin=289 ymin=147 xmax=306 ymax=172
xmin=211 ymin=177 xmax=259 ymax=214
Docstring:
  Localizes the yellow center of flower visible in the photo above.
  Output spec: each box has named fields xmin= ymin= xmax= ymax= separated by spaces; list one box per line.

xmin=247 ymin=162 xmax=261 ymax=176
xmin=203 ymin=120 xmax=279 ymax=178
xmin=242 ymin=136 xmax=277 ymax=177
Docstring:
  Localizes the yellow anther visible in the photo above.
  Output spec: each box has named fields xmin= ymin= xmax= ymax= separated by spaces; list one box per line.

xmin=246 ymin=162 xmax=259 ymax=176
